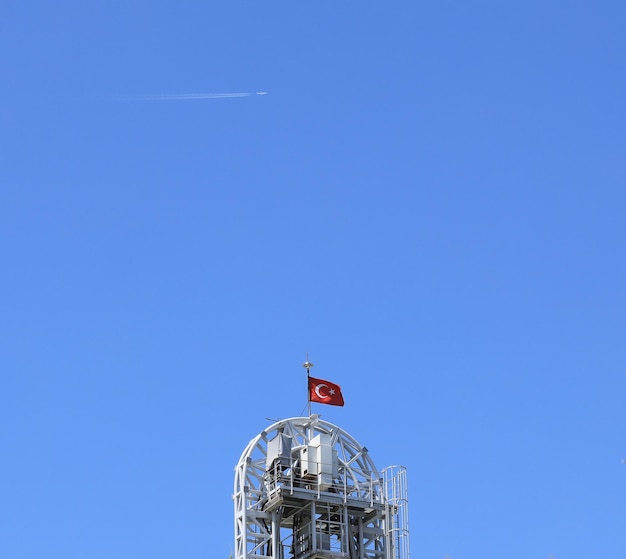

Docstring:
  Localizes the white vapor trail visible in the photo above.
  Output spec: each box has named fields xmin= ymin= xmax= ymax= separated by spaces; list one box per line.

xmin=124 ymin=92 xmax=252 ymax=101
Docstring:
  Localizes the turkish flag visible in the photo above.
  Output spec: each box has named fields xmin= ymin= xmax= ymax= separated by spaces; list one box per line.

xmin=308 ymin=376 xmax=344 ymax=406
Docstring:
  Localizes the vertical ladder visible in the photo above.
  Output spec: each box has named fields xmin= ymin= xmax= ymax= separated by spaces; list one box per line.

xmin=382 ymin=466 xmax=410 ymax=559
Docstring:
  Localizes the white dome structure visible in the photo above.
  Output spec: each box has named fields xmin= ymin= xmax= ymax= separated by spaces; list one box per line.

xmin=233 ymin=415 xmax=409 ymax=559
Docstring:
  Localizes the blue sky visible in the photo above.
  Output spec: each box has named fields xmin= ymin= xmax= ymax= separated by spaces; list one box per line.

xmin=1 ymin=1 xmax=625 ymax=558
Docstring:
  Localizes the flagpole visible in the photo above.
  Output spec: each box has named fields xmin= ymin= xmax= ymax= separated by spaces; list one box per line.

xmin=303 ymin=354 xmax=313 ymax=417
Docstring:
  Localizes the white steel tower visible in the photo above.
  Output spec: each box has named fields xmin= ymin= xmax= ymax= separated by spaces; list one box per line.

xmin=233 ymin=415 xmax=409 ymax=559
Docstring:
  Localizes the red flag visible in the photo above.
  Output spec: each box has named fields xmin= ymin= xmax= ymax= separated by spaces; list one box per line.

xmin=308 ymin=376 xmax=344 ymax=406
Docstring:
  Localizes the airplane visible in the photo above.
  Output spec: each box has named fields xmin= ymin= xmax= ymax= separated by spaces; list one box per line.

xmin=256 ymin=91 xmax=267 ymax=95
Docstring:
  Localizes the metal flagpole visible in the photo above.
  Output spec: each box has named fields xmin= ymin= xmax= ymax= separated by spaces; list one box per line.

xmin=303 ymin=354 xmax=313 ymax=417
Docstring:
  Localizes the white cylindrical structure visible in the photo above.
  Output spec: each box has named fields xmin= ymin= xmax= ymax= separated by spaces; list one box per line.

xmin=234 ymin=415 xmax=409 ymax=559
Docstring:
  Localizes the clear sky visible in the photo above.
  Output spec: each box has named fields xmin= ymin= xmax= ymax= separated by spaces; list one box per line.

xmin=1 ymin=1 xmax=625 ymax=558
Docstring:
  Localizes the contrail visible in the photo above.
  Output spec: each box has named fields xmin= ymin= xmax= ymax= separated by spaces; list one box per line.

xmin=121 ymin=92 xmax=252 ymax=101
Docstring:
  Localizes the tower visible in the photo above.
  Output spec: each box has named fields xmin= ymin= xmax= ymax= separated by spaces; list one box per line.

xmin=233 ymin=414 xmax=409 ymax=559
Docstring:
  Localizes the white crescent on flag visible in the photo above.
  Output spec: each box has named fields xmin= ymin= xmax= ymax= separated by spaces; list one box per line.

xmin=314 ymin=383 xmax=330 ymax=399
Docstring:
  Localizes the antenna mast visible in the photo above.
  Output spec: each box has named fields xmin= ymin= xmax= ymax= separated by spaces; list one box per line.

xmin=303 ymin=354 xmax=313 ymax=416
